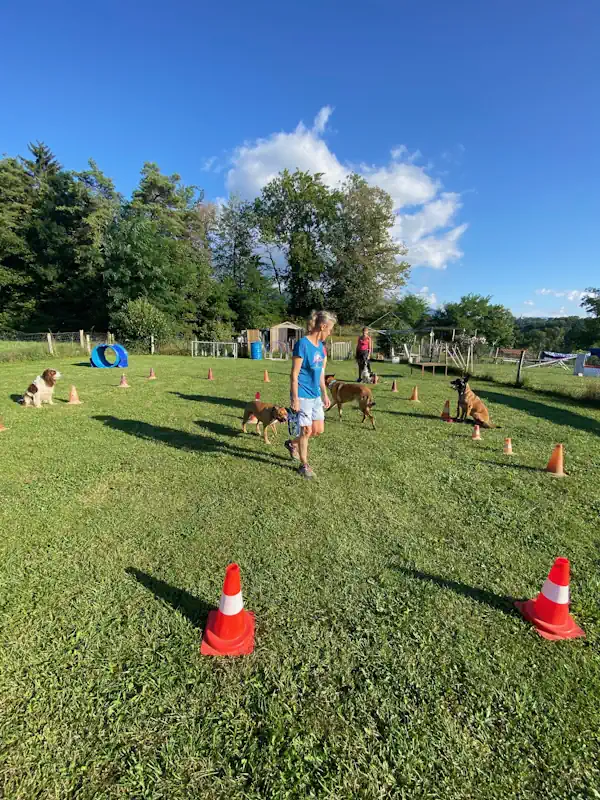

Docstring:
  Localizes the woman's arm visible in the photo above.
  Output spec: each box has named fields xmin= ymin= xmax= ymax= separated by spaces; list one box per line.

xmin=290 ymin=356 xmax=302 ymax=411
xmin=320 ymin=355 xmax=331 ymax=409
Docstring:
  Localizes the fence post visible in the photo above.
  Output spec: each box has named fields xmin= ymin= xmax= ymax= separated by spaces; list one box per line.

xmin=79 ymin=329 xmax=85 ymax=350
xmin=516 ymin=350 xmax=526 ymax=385
xmin=150 ymin=334 xmax=155 ymax=355
xmin=46 ymin=333 xmax=54 ymax=355
xmin=86 ymin=334 xmax=91 ymax=355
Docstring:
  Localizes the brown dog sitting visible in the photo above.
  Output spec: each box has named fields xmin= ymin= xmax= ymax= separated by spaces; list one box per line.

xmin=242 ymin=400 xmax=288 ymax=444
xmin=450 ymin=375 xmax=498 ymax=428
xmin=325 ymin=374 xmax=376 ymax=429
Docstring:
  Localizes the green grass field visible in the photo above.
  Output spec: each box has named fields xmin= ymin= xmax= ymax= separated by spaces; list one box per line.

xmin=1 ymin=356 xmax=599 ymax=799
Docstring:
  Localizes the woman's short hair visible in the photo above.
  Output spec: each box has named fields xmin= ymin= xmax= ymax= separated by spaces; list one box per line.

xmin=307 ymin=310 xmax=337 ymax=333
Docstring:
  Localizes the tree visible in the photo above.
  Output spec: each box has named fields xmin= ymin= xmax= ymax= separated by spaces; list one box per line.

xmin=20 ymin=141 xmax=61 ymax=188
xmin=325 ymin=174 xmax=409 ymax=323
xmin=254 ymin=169 xmax=340 ymax=316
xmin=395 ymin=294 xmax=430 ymax=328
xmin=0 ymin=157 xmax=34 ymax=328
xmin=111 ymin=298 xmax=173 ymax=344
xmin=433 ymin=294 xmax=516 ymax=346
xmin=581 ymin=288 xmax=600 ymax=318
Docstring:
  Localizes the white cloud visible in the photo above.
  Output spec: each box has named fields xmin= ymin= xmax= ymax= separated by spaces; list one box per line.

xmin=225 ymin=107 xmax=467 ymax=270
xmin=523 ymin=300 xmax=535 ymax=306
xmin=201 ymin=156 xmax=217 ymax=172
xmin=416 ymin=286 xmax=438 ymax=307
xmin=535 ymin=288 xmax=586 ymax=302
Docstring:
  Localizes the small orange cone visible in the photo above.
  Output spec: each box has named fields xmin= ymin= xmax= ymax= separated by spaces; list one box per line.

xmin=255 ymin=391 xmax=260 ymax=400
xmin=503 ymin=437 xmax=513 ymax=455
xmin=515 ymin=557 xmax=584 ymax=640
xmin=472 ymin=424 xmax=481 ymax=441
xmin=118 ymin=374 xmax=130 ymax=388
xmin=68 ymin=385 xmax=82 ymax=405
xmin=441 ymin=399 xmax=451 ymax=420
xmin=546 ymin=443 xmax=566 ymax=477
xmin=409 ymin=386 xmax=420 ymax=402
xmin=207 ymin=368 xmax=214 ymax=381
xmin=201 ymin=563 xmax=255 ymax=656
xmin=391 ymin=380 xmax=398 ymax=393
xmin=263 ymin=369 xmax=270 ymax=383
xmin=0 ymin=418 xmax=6 ymax=432
xmin=148 ymin=368 xmax=157 ymax=380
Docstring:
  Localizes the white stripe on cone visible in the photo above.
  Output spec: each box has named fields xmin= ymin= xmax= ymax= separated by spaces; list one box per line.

xmin=541 ymin=579 xmax=569 ymax=605
xmin=219 ymin=591 xmax=244 ymax=616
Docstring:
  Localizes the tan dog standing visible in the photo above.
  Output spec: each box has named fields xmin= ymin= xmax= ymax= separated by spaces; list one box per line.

xmin=450 ymin=375 xmax=498 ymax=428
xmin=242 ymin=400 xmax=288 ymax=444
xmin=325 ymin=374 xmax=376 ymax=429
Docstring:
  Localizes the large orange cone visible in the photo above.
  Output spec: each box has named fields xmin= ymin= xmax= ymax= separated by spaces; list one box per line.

xmin=207 ymin=368 xmax=214 ymax=381
xmin=441 ymin=399 xmax=451 ymax=421
xmin=515 ymin=557 xmax=585 ymax=640
xmin=201 ymin=563 xmax=255 ymax=656
xmin=472 ymin=424 xmax=481 ymax=441
xmin=391 ymin=380 xmax=398 ymax=393
xmin=263 ymin=369 xmax=270 ymax=383
xmin=148 ymin=367 xmax=157 ymax=380
xmin=503 ymin=437 xmax=513 ymax=455
xmin=118 ymin=374 xmax=130 ymax=388
xmin=68 ymin=385 xmax=82 ymax=405
xmin=0 ymin=418 xmax=6 ymax=432
xmin=546 ymin=443 xmax=566 ymax=477
xmin=409 ymin=386 xmax=420 ymax=402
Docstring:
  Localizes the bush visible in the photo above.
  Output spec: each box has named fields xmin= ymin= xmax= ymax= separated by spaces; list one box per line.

xmin=111 ymin=298 xmax=174 ymax=346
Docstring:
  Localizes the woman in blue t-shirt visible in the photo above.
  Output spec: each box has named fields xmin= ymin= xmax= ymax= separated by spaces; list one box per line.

xmin=285 ymin=310 xmax=337 ymax=479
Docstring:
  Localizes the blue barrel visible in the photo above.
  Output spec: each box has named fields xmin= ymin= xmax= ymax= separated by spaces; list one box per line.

xmin=250 ymin=341 xmax=263 ymax=360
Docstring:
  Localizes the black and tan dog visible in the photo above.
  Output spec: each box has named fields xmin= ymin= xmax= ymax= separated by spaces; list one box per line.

xmin=450 ymin=375 xmax=498 ymax=428
xmin=242 ymin=400 xmax=288 ymax=444
xmin=325 ymin=374 xmax=376 ymax=429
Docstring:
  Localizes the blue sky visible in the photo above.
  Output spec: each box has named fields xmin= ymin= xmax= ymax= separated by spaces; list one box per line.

xmin=2 ymin=0 xmax=598 ymax=318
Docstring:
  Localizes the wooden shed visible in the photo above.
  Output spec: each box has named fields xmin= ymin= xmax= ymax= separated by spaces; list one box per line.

xmin=269 ymin=321 xmax=304 ymax=355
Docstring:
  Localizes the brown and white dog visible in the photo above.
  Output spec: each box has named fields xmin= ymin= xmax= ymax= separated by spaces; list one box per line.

xmin=450 ymin=375 xmax=498 ymax=428
xmin=21 ymin=369 xmax=61 ymax=407
xmin=325 ymin=374 xmax=376 ymax=429
xmin=242 ymin=400 xmax=288 ymax=444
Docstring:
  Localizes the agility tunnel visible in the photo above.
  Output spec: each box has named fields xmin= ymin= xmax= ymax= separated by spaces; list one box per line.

xmin=90 ymin=343 xmax=129 ymax=368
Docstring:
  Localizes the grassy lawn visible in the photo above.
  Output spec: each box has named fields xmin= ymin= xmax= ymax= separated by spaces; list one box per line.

xmin=1 ymin=356 xmax=599 ymax=799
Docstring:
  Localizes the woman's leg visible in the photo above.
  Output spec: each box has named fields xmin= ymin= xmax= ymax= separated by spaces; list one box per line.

xmin=298 ymin=426 xmax=311 ymax=465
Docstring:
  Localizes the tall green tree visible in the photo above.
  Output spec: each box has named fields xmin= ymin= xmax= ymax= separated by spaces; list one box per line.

xmin=433 ymin=294 xmax=516 ymax=346
xmin=254 ymin=169 xmax=340 ymax=316
xmin=0 ymin=157 xmax=34 ymax=328
xmin=20 ymin=141 xmax=61 ymax=188
xmin=325 ymin=174 xmax=408 ymax=323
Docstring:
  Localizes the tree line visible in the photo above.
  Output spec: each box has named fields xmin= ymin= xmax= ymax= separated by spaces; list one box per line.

xmin=1 ymin=142 xmax=598 ymax=351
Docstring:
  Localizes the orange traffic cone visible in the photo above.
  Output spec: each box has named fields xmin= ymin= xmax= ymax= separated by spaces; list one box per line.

xmin=515 ymin=557 xmax=585 ymax=640
xmin=546 ymin=444 xmax=566 ymax=477
xmin=68 ymin=385 xmax=82 ymax=405
xmin=255 ymin=391 xmax=260 ymax=400
xmin=201 ymin=563 xmax=255 ymax=656
xmin=441 ymin=399 xmax=451 ymax=421
xmin=391 ymin=380 xmax=398 ymax=393
xmin=148 ymin=367 xmax=157 ymax=380
xmin=472 ymin=424 xmax=481 ymax=441
xmin=207 ymin=368 xmax=214 ymax=381
xmin=409 ymin=386 xmax=420 ymax=402
xmin=263 ymin=369 xmax=270 ymax=383
xmin=0 ymin=418 xmax=6 ymax=432
xmin=118 ymin=374 xmax=130 ymax=388
xmin=503 ymin=437 xmax=513 ymax=455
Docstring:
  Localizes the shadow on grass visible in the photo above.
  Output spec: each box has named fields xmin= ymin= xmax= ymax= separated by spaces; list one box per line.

xmin=9 ymin=394 xmax=22 ymax=404
xmin=382 ymin=410 xmax=445 ymax=421
xmin=93 ymin=416 xmax=291 ymax=467
xmin=170 ymin=391 xmax=247 ymax=410
xmin=478 ymin=389 xmax=600 ymax=437
xmin=126 ymin=568 xmax=212 ymax=628
xmin=195 ymin=419 xmax=241 ymax=438
xmin=71 ymin=361 xmax=91 ymax=367
xmin=486 ymin=461 xmax=543 ymax=472
xmin=395 ymin=566 xmax=518 ymax=617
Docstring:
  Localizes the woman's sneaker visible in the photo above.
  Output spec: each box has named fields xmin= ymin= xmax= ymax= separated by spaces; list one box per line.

xmin=298 ymin=463 xmax=315 ymax=479
xmin=284 ymin=440 xmax=300 ymax=461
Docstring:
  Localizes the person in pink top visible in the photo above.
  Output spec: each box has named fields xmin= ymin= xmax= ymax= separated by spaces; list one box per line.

xmin=356 ymin=327 xmax=373 ymax=382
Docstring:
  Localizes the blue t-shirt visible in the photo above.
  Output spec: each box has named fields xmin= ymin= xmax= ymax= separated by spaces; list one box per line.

xmin=293 ymin=337 xmax=326 ymax=399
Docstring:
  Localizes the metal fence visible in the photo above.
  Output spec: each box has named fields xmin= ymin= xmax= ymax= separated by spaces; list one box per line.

xmin=191 ymin=341 xmax=239 ymax=358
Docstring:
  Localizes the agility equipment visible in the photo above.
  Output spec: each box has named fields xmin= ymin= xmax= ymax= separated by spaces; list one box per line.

xmin=515 ymin=557 xmax=584 ymax=640
xmin=409 ymin=386 xmax=420 ymax=402
xmin=546 ymin=444 xmax=566 ymax=477
xmin=263 ymin=369 xmax=270 ymax=383
xmin=67 ymin=386 xmax=82 ymax=405
xmin=90 ymin=343 xmax=129 ymax=368
xmin=201 ymin=563 xmax=255 ymax=656
xmin=0 ymin=418 xmax=6 ymax=432
xmin=503 ymin=437 xmax=513 ymax=455
xmin=441 ymin=400 xmax=451 ymax=421
xmin=207 ymin=368 xmax=214 ymax=381
xmin=391 ymin=380 xmax=398 ymax=393
xmin=148 ymin=368 xmax=157 ymax=380
xmin=472 ymin=424 xmax=481 ymax=441
xmin=118 ymin=374 xmax=130 ymax=388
